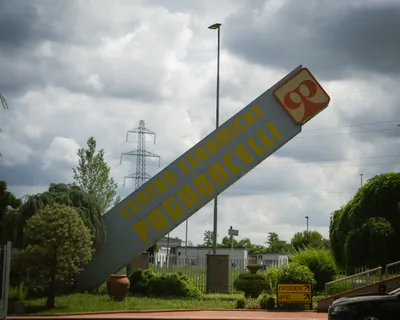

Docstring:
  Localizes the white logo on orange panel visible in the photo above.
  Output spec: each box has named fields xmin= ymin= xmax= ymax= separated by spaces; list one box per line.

xmin=273 ymin=68 xmax=331 ymax=125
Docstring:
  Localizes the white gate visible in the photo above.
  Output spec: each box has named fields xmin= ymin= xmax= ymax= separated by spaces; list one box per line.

xmin=0 ymin=242 xmax=12 ymax=320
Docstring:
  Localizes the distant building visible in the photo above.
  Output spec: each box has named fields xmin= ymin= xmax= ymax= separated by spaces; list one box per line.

xmin=248 ymin=253 xmax=288 ymax=269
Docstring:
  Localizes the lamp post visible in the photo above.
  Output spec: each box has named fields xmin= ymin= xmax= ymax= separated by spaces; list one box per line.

xmin=305 ymin=216 xmax=309 ymax=244
xmin=208 ymin=22 xmax=221 ymax=254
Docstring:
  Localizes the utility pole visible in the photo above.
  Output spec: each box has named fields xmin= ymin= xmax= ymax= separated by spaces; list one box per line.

xmin=305 ymin=216 xmax=309 ymax=244
xmin=120 ymin=120 xmax=160 ymax=275
xmin=360 ymin=173 xmax=364 ymax=187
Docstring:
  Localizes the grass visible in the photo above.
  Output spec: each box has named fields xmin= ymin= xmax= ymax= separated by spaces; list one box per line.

xmin=25 ymin=293 xmax=243 ymax=315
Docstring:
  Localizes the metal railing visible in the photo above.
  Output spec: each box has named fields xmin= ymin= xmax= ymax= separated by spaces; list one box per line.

xmin=325 ymin=266 xmax=383 ymax=296
xmin=325 ymin=260 xmax=400 ymax=297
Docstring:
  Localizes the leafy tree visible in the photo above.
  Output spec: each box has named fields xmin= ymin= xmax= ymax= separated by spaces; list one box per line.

xmin=290 ymin=248 xmax=337 ymax=293
xmin=17 ymin=183 xmax=105 ymax=249
xmin=220 ymin=236 xmax=239 ymax=248
xmin=265 ymin=232 xmax=292 ymax=253
xmin=202 ymin=230 xmax=214 ymax=247
xmin=73 ymin=137 xmax=121 ymax=214
xmin=330 ymin=173 xmax=400 ymax=271
xmin=0 ymin=181 xmax=21 ymax=244
xmin=17 ymin=203 xmax=93 ymax=308
xmin=291 ymin=230 xmax=330 ymax=251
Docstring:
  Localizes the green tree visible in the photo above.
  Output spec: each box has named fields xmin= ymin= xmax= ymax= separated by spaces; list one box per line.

xmin=0 ymin=181 xmax=21 ymax=244
xmin=17 ymin=203 xmax=93 ymax=308
xmin=72 ymin=137 xmax=120 ymax=214
xmin=17 ymin=183 xmax=105 ymax=249
xmin=291 ymin=230 xmax=330 ymax=251
xmin=265 ymin=232 xmax=292 ymax=253
xmin=330 ymin=172 xmax=400 ymax=271
xmin=202 ymin=230 xmax=214 ymax=247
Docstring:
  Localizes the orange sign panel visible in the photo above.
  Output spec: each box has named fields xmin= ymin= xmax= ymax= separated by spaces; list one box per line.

xmin=273 ymin=68 xmax=330 ymax=125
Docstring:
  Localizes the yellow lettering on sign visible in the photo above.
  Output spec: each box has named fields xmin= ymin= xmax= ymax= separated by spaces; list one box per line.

xmin=120 ymin=205 xmax=132 ymax=219
xmin=133 ymin=219 xmax=150 ymax=243
xmin=145 ymin=185 xmax=157 ymax=198
xmin=247 ymin=136 xmax=265 ymax=155
xmin=195 ymin=147 xmax=209 ymax=162
xmin=164 ymin=171 xmax=178 ymax=185
xmin=148 ymin=208 xmax=169 ymax=232
xmin=177 ymin=185 xmax=200 ymax=208
xmin=163 ymin=197 xmax=184 ymax=220
xmin=223 ymin=153 xmax=241 ymax=174
xmin=267 ymin=122 xmax=282 ymax=140
xmin=252 ymin=104 xmax=265 ymax=118
xmin=257 ymin=129 xmax=275 ymax=148
xmin=128 ymin=199 xmax=140 ymax=212
xmin=187 ymin=154 xmax=199 ymax=168
xmin=235 ymin=143 xmax=254 ymax=165
xmin=229 ymin=123 xmax=238 ymax=136
xmin=193 ymin=174 xmax=214 ymax=196
xmin=179 ymin=159 xmax=191 ymax=174
xmin=207 ymin=162 xmax=230 ymax=185
xmin=137 ymin=192 xmax=150 ymax=206
xmin=154 ymin=178 xmax=168 ymax=193
xmin=242 ymin=110 xmax=257 ymax=126
xmin=234 ymin=117 xmax=246 ymax=131
xmin=205 ymin=139 xmax=219 ymax=154
xmin=215 ymin=128 xmax=232 ymax=147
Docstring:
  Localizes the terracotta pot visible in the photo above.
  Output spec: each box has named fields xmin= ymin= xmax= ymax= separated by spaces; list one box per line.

xmin=107 ymin=274 xmax=130 ymax=301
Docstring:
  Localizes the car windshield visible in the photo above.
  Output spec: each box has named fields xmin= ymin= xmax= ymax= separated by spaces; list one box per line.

xmin=389 ymin=287 xmax=400 ymax=295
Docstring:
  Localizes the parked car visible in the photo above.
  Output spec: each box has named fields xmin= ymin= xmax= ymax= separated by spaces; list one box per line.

xmin=328 ymin=286 xmax=400 ymax=319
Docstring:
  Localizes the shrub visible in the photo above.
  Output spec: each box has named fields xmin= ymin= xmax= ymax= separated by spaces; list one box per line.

xmin=290 ymin=248 xmax=337 ymax=293
xmin=128 ymin=269 xmax=156 ymax=295
xmin=236 ymin=296 xmax=246 ymax=309
xmin=276 ymin=262 xmax=315 ymax=285
xmin=8 ymin=283 xmax=26 ymax=301
xmin=246 ymin=264 xmax=261 ymax=274
xmin=146 ymin=272 xmax=201 ymax=297
xmin=265 ymin=267 xmax=280 ymax=292
xmin=234 ymin=272 xmax=270 ymax=298
xmin=258 ymin=293 xmax=275 ymax=310
xmin=90 ymin=282 xmax=108 ymax=295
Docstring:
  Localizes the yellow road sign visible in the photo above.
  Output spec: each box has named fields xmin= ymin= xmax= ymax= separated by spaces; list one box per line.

xmin=277 ymin=293 xmax=311 ymax=304
xmin=277 ymin=283 xmax=311 ymax=293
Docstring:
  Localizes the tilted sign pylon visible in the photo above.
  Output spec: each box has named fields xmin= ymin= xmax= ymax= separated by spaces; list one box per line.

xmin=75 ymin=65 xmax=331 ymax=291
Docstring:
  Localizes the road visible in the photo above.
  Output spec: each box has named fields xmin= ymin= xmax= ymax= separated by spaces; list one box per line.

xmin=10 ymin=310 xmax=328 ymax=319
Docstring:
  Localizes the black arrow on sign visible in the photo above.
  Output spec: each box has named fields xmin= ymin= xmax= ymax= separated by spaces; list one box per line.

xmin=304 ymin=294 xmax=310 ymax=300
xmin=303 ymin=284 xmax=310 ymax=291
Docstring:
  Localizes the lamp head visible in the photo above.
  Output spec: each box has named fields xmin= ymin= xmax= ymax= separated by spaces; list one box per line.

xmin=208 ymin=23 xmax=222 ymax=30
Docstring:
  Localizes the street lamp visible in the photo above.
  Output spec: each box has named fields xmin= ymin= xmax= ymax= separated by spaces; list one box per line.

xmin=208 ymin=22 xmax=221 ymax=255
xmin=305 ymin=216 xmax=309 ymax=243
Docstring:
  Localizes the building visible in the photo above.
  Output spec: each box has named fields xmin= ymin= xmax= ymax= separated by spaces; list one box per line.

xmin=248 ymin=253 xmax=289 ymax=269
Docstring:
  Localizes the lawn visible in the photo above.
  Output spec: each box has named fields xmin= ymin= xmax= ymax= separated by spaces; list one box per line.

xmin=25 ymin=293 xmax=243 ymax=315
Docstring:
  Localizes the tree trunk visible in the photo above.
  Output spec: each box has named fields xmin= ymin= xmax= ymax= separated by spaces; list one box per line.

xmin=46 ymin=272 xmax=56 ymax=309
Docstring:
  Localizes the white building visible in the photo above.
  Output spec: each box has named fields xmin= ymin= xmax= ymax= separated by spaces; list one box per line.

xmin=248 ymin=253 xmax=289 ymax=269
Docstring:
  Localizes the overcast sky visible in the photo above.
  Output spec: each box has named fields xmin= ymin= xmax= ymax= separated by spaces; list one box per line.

xmin=1 ymin=0 xmax=400 ymax=247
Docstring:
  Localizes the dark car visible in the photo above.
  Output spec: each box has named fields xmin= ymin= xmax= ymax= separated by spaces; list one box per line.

xmin=328 ymin=286 xmax=400 ymax=320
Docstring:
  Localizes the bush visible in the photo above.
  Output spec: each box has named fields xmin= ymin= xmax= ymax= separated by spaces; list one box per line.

xmin=90 ymin=282 xmax=108 ymax=295
xmin=290 ymin=248 xmax=337 ymax=293
xmin=246 ymin=264 xmax=261 ymax=274
xmin=258 ymin=293 xmax=275 ymax=310
xmin=128 ymin=269 xmax=156 ymax=295
xmin=146 ymin=272 xmax=201 ymax=297
xmin=276 ymin=262 xmax=315 ymax=285
xmin=265 ymin=267 xmax=280 ymax=292
xmin=8 ymin=283 xmax=26 ymax=301
xmin=236 ymin=296 xmax=246 ymax=309
xmin=234 ymin=272 xmax=270 ymax=298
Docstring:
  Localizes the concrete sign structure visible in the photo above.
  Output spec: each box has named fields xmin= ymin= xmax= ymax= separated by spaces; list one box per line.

xmin=75 ymin=65 xmax=331 ymax=291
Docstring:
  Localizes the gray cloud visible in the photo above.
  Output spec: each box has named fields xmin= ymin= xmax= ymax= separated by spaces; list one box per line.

xmin=223 ymin=1 xmax=400 ymax=80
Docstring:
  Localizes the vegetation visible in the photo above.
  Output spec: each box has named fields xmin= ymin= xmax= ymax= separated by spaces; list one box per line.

xmin=233 ymin=272 xmax=270 ymax=298
xmin=258 ymin=293 xmax=275 ymax=310
xmin=16 ymin=183 xmax=105 ymax=248
xmin=330 ymin=173 xmax=400 ymax=272
xmin=276 ymin=262 xmax=315 ymax=285
xmin=14 ymin=203 xmax=93 ymax=308
xmin=291 ymin=230 xmax=330 ymax=251
xmin=128 ymin=269 xmax=201 ymax=297
xmin=290 ymin=247 xmax=337 ymax=293
xmin=0 ymin=181 xmax=21 ymax=244
xmin=72 ymin=137 xmax=120 ymax=214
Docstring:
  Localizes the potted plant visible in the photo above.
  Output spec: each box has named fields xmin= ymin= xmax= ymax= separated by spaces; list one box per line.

xmin=8 ymin=282 xmax=26 ymax=314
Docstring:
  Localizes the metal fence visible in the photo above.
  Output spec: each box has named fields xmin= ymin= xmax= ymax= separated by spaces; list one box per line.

xmin=148 ymin=254 xmax=283 ymax=293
